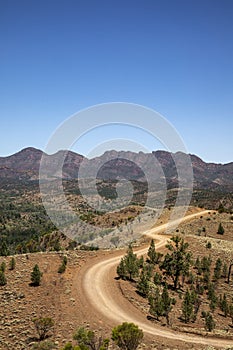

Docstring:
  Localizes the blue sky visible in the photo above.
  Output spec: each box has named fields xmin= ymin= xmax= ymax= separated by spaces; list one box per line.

xmin=0 ymin=0 xmax=233 ymax=163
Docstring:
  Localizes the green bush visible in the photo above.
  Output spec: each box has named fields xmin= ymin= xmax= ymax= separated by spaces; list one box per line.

xmin=73 ymin=326 xmax=109 ymax=349
xmin=33 ymin=317 xmax=54 ymax=341
xmin=58 ymin=256 xmax=68 ymax=274
xmin=112 ymin=322 xmax=143 ymax=350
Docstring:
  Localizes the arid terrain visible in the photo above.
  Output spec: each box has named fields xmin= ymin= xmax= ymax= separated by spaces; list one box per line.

xmin=1 ymin=208 xmax=233 ymax=349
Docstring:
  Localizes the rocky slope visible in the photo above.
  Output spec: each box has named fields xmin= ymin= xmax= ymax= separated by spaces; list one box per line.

xmin=0 ymin=147 xmax=233 ymax=192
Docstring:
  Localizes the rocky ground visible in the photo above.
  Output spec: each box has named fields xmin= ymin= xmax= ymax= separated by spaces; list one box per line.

xmin=0 ymin=209 xmax=233 ymax=349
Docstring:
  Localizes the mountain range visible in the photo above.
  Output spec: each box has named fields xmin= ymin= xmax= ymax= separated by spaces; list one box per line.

xmin=0 ymin=147 xmax=232 ymax=193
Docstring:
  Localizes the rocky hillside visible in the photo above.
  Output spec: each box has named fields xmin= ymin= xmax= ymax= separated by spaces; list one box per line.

xmin=0 ymin=147 xmax=233 ymax=193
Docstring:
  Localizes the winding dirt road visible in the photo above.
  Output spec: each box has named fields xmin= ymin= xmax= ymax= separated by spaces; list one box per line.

xmin=80 ymin=210 xmax=233 ymax=348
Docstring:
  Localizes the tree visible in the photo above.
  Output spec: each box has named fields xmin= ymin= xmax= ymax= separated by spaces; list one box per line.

xmin=9 ymin=257 xmax=16 ymax=270
xmin=137 ymin=267 xmax=149 ymax=297
xmin=153 ymin=271 xmax=162 ymax=285
xmin=117 ymin=245 xmax=139 ymax=281
xmin=161 ymin=284 xmax=175 ymax=325
xmin=73 ymin=326 xmax=109 ymax=350
xmin=181 ymin=290 xmax=194 ymax=323
xmin=217 ymin=223 xmax=224 ymax=235
xmin=213 ymin=258 xmax=222 ymax=281
xmin=201 ymin=255 xmax=212 ymax=273
xmin=33 ymin=317 xmax=54 ymax=341
xmin=0 ymin=240 xmax=9 ymax=256
xmin=112 ymin=322 xmax=143 ymax=350
xmin=160 ymin=236 xmax=192 ymax=290
xmin=147 ymin=240 xmax=157 ymax=264
xmin=58 ymin=256 xmax=68 ymax=273
xmin=207 ymin=283 xmax=217 ymax=312
xmin=148 ymin=287 xmax=164 ymax=321
xmin=117 ymin=259 xmax=127 ymax=279
xmin=0 ymin=270 xmax=7 ymax=286
xmin=222 ymin=262 xmax=228 ymax=279
xmin=194 ymin=257 xmax=202 ymax=275
xmin=219 ymin=293 xmax=229 ymax=317
xmin=0 ymin=261 xmax=6 ymax=272
xmin=204 ymin=312 xmax=215 ymax=332
xmin=31 ymin=264 xmax=42 ymax=286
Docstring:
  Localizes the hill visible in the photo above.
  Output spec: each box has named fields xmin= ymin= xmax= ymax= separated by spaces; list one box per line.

xmin=0 ymin=148 xmax=233 ymax=194
xmin=0 ymin=147 xmax=232 ymax=254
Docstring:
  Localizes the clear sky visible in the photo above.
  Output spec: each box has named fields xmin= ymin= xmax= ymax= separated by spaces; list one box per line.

xmin=0 ymin=0 xmax=233 ymax=163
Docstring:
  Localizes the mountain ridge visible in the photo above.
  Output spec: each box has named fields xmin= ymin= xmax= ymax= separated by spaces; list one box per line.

xmin=0 ymin=147 xmax=233 ymax=192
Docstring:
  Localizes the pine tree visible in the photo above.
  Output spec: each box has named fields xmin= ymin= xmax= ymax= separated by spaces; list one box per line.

xmin=222 ymin=263 xmax=228 ymax=279
xmin=194 ymin=257 xmax=202 ymax=275
xmin=207 ymin=283 xmax=218 ymax=312
xmin=181 ymin=289 xmax=193 ymax=323
xmin=149 ymin=288 xmax=164 ymax=321
xmin=0 ymin=261 xmax=6 ymax=272
xmin=117 ymin=258 xmax=127 ymax=279
xmin=219 ymin=293 xmax=228 ymax=317
xmin=204 ymin=312 xmax=215 ymax=332
xmin=201 ymin=255 xmax=212 ymax=273
xmin=160 ymin=236 xmax=192 ymax=290
xmin=116 ymin=245 xmax=139 ymax=281
xmin=217 ymin=223 xmax=224 ymax=235
xmin=214 ymin=258 xmax=222 ymax=281
xmin=0 ymin=240 xmax=9 ymax=256
xmin=31 ymin=264 xmax=42 ymax=286
xmin=0 ymin=270 xmax=6 ymax=286
xmin=147 ymin=240 xmax=157 ymax=264
xmin=9 ymin=257 xmax=16 ymax=271
xmin=153 ymin=271 xmax=162 ymax=285
xmin=137 ymin=267 xmax=149 ymax=297
xmin=161 ymin=284 xmax=174 ymax=325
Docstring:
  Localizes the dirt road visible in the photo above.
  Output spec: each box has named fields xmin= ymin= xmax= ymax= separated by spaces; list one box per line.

xmin=80 ymin=210 xmax=233 ymax=348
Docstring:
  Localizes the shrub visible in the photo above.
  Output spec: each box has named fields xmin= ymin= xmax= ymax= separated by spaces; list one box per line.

xmin=32 ymin=341 xmax=56 ymax=349
xmin=33 ymin=317 xmax=54 ymax=341
xmin=58 ymin=256 xmax=68 ymax=274
xmin=73 ymin=326 xmax=109 ymax=349
xmin=112 ymin=322 xmax=143 ymax=350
